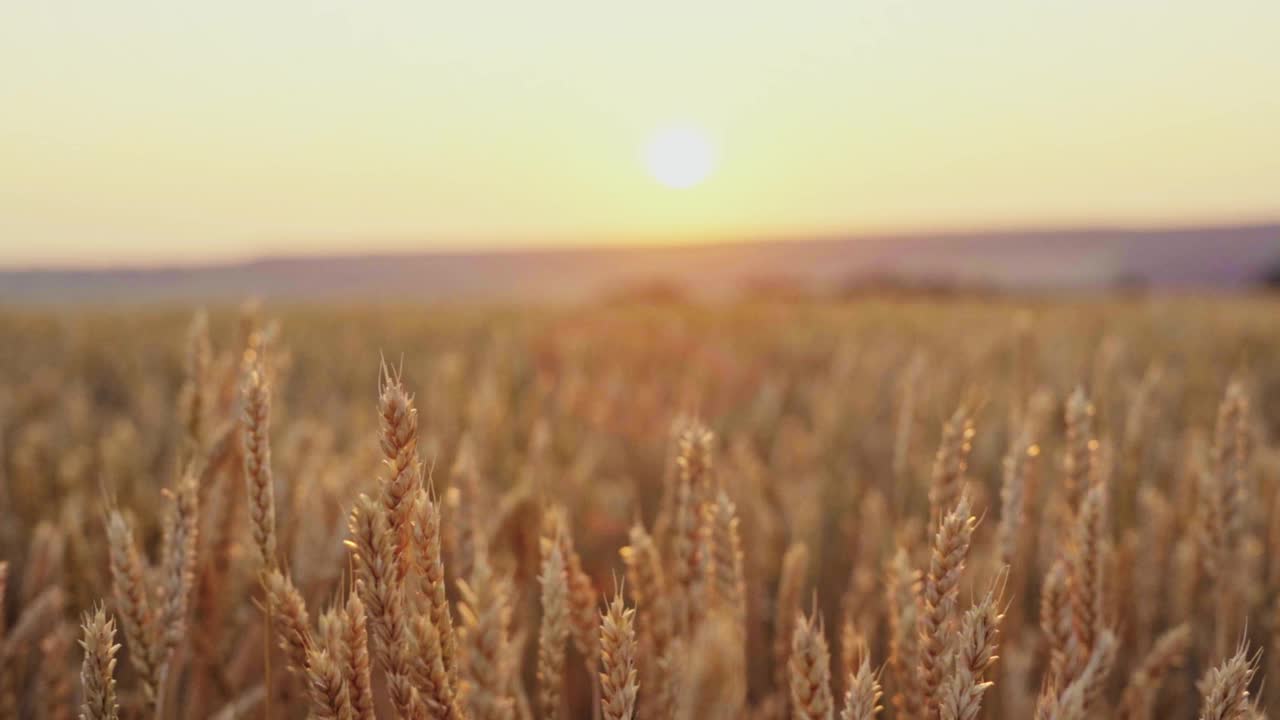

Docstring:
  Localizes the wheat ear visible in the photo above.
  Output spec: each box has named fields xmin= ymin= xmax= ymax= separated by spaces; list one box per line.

xmin=1117 ymin=624 xmax=1191 ymax=720
xmin=775 ymin=542 xmax=810 ymax=699
xmin=919 ymin=496 xmax=976 ymax=717
xmin=340 ymin=591 xmax=376 ymax=720
xmin=840 ymin=653 xmax=883 ymax=720
xmin=928 ymin=405 xmax=974 ymax=524
xmin=886 ymin=547 xmax=923 ymax=720
xmin=938 ymin=581 xmax=1004 ymax=720
xmin=78 ymin=606 xmax=121 ymax=720
xmin=1065 ymin=484 xmax=1105 ymax=683
xmin=1197 ymin=640 xmax=1260 ymax=720
xmin=537 ymin=535 xmax=569 ymax=720
xmin=790 ymin=609 xmax=834 ymax=720
xmin=412 ymin=485 xmax=459 ymax=694
xmin=105 ymin=511 xmax=162 ymax=705
xmin=458 ymin=541 xmax=515 ymax=720
xmin=304 ymin=647 xmax=356 ymax=720
xmin=1062 ymin=387 xmax=1095 ymax=510
xmin=263 ymin=568 xmax=315 ymax=676
xmin=242 ymin=363 xmax=277 ymax=570
xmin=599 ymin=590 xmax=639 ymax=720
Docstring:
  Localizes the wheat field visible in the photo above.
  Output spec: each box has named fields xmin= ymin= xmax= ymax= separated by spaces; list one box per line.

xmin=1 ymin=296 xmax=1277 ymax=719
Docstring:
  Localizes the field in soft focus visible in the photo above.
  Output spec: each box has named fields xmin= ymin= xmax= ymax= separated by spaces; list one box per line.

xmin=1 ymin=295 xmax=1278 ymax=719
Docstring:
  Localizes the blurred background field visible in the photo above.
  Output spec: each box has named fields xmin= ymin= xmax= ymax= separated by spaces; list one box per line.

xmin=4 ymin=294 xmax=1280 ymax=717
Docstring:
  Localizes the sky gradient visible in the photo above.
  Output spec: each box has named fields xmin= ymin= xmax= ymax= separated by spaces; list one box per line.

xmin=2 ymin=1 xmax=1278 ymax=267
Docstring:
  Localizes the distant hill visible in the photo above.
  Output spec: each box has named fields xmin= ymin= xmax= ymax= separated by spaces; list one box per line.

xmin=3 ymin=224 xmax=1278 ymax=304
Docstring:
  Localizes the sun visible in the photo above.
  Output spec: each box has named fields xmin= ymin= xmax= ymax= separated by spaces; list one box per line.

xmin=643 ymin=126 xmax=717 ymax=189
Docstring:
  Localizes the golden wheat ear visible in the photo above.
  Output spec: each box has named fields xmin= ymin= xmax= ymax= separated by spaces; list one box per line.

xmin=919 ymin=496 xmax=976 ymax=717
xmin=599 ymin=587 xmax=639 ymax=720
xmin=537 ymin=534 xmax=569 ymax=720
xmin=105 ymin=510 xmax=163 ymax=707
xmin=1198 ymin=639 xmax=1261 ymax=720
xmin=1118 ymin=624 xmax=1191 ymax=720
xmin=789 ymin=608 xmax=834 ymax=720
xmin=241 ymin=361 xmax=278 ymax=571
xmin=79 ymin=606 xmax=121 ymax=720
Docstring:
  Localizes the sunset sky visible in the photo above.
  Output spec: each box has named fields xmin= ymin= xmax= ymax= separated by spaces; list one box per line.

xmin=2 ymin=1 xmax=1278 ymax=267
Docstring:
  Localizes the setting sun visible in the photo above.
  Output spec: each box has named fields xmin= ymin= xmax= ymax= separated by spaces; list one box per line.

xmin=644 ymin=126 xmax=717 ymax=190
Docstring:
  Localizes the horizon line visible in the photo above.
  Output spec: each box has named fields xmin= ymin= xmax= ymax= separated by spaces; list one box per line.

xmin=4 ymin=217 xmax=1279 ymax=274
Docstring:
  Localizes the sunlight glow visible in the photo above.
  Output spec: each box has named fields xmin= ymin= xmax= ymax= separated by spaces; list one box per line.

xmin=644 ymin=126 xmax=717 ymax=190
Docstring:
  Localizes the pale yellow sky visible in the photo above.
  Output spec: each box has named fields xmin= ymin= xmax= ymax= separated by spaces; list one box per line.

xmin=2 ymin=1 xmax=1278 ymax=266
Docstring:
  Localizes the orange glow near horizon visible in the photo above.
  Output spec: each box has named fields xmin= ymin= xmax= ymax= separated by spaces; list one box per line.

xmin=2 ymin=2 xmax=1280 ymax=266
